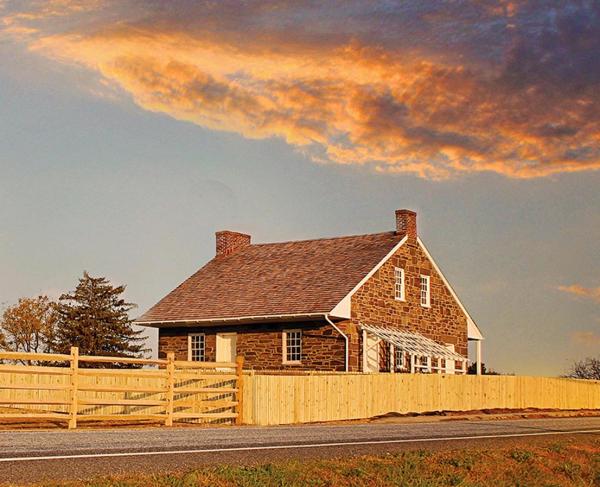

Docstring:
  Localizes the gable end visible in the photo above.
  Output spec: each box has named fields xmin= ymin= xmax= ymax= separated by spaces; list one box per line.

xmin=416 ymin=237 xmax=483 ymax=340
xmin=330 ymin=235 xmax=408 ymax=318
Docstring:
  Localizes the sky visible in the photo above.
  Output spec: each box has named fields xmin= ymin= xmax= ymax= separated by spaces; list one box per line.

xmin=1 ymin=0 xmax=599 ymax=376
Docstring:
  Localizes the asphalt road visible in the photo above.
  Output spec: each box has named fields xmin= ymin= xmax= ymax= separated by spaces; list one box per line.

xmin=0 ymin=417 xmax=599 ymax=484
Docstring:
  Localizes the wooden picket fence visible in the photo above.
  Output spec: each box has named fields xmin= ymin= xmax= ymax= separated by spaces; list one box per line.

xmin=0 ymin=348 xmax=244 ymax=428
xmin=242 ymin=372 xmax=600 ymax=425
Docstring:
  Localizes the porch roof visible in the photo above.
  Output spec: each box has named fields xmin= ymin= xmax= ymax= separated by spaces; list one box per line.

xmin=361 ymin=323 xmax=467 ymax=362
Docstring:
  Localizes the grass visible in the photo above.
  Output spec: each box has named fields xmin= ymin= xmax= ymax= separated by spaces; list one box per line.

xmin=42 ymin=437 xmax=600 ymax=487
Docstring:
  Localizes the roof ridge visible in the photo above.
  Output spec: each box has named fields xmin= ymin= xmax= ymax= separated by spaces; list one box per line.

xmin=248 ymin=231 xmax=398 ymax=247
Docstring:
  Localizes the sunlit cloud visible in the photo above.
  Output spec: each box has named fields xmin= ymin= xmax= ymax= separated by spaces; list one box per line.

xmin=3 ymin=0 xmax=600 ymax=179
xmin=558 ymin=285 xmax=600 ymax=304
xmin=570 ymin=330 xmax=600 ymax=346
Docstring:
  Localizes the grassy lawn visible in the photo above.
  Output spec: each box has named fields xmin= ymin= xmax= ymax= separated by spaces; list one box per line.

xmin=45 ymin=438 xmax=600 ymax=487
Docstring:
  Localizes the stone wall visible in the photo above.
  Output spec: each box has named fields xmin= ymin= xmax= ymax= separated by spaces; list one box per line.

xmin=347 ymin=238 xmax=469 ymax=371
xmin=158 ymin=321 xmax=346 ymax=371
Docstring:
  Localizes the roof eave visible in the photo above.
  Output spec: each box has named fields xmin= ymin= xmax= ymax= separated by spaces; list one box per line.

xmin=135 ymin=312 xmax=345 ymax=328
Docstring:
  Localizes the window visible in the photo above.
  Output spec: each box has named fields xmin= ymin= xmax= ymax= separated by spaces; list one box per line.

xmin=420 ymin=275 xmax=431 ymax=307
xmin=283 ymin=330 xmax=302 ymax=363
xmin=188 ymin=333 xmax=205 ymax=361
xmin=395 ymin=348 xmax=406 ymax=371
xmin=394 ymin=267 xmax=405 ymax=301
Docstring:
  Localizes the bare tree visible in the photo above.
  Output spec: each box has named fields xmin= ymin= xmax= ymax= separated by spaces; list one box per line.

xmin=467 ymin=362 xmax=500 ymax=375
xmin=566 ymin=357 xmax=600 ymax=380
xmin=0 ymin=296 xmax=57 ymax=355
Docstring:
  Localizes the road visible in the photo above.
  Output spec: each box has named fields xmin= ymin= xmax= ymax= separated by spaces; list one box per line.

xmin=0 ymin=417 xmax=599 ymax=484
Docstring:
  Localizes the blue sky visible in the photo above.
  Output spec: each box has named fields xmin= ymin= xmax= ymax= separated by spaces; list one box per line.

xmin=1 ymin=1 xmax=599 ymax=375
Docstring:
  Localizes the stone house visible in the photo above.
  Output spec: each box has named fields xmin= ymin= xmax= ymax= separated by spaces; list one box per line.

xmin=136 ymin=210 xmax=484 ymax=373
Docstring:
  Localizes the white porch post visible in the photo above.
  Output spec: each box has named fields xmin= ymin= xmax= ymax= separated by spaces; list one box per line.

xmin=476 ymin=340 xmax=482 ymax=376
xmin=362 ymin=329 xmax=367 ymax=372
xmin=389 ymin=343 xmax=395 ymax=373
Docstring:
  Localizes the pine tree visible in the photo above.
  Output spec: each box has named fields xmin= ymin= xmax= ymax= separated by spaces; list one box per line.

xmin=53 ymin=272 xmax=148 ymax=367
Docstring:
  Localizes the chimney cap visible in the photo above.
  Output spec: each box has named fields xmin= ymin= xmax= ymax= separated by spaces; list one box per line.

xmin=395 ymin=209 xmax=416 ymax=217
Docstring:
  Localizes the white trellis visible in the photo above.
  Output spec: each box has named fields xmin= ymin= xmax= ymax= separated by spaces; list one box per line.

xmin=361 ymin=323 xmax=468 ymax=374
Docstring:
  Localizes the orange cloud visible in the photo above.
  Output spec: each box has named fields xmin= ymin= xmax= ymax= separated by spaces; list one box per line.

xmin=558 ymin=285 xmax=600 ymax=304
xmin=3 ymin=1 xmax=600 ymax=180
xmin=570 ymin=331 xmax=600 ymax=346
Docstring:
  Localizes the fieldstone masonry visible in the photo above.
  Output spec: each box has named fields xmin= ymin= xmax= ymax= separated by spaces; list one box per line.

xmin=345 ymin=238 xmax=468 ymax=371
xmin=159 ymin=322 xmax=346 ymax=371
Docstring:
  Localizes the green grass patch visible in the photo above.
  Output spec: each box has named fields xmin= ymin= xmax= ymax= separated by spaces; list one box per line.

xmin=509 ymin=449 xmax=534 ymax=463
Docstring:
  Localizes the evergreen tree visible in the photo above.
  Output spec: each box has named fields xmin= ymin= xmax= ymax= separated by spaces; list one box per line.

xmin=53 ymin=272 xmax=148 ymax=367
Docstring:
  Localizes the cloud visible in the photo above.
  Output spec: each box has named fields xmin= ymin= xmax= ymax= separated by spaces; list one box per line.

xmin=570 ymin=330 xmax=600 ymax=346
xmin=558 ymin=285 xmax=600 ymax=303
xmin=3 ymin=0 xmax=600 ymax=179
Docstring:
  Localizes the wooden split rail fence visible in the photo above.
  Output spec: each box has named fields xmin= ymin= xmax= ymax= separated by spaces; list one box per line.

xmin=0 ymin=348 xmax=244 ymax=428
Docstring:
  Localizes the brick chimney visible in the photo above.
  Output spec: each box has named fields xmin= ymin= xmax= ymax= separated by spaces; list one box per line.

xmin=216 ymin=230 xmax=251 ymax=257
xmin=395 ymin=209 xmax=417 ymax=241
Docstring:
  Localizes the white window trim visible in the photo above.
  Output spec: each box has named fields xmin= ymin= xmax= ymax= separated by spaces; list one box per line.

xmin=394 ymin=267 xmax=406 ymax=301
xmin=420 ymin=274 xmax=431 ymax=308
xmin=394 ymin=348 xmax=406 ymax=371
xmin=282 ymin=329 xmax=302 ymax=364
xmin=187 ymin=332 xmax=206 ymax=361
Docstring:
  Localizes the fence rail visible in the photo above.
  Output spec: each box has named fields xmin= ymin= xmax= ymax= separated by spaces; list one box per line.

xmin=0 ymin=348 xmax=244 ymax=428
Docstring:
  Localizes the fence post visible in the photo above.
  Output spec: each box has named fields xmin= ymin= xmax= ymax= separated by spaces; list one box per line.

xmin=235 ymin=355 xmax=244 ymax=426
xmin=68 ymin=346 xmax=79 ymax=429
xmin=165 ymin=352 xmax=175 ymax=427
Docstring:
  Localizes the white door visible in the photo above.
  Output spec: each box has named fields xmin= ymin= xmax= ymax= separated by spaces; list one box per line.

xmin=444 ymin=344 xmax=456 ymax=374
xmin=363 ymin=332 xmax=380 ymax=373
xmin=216 ymin=333 xmax=237 ymax=363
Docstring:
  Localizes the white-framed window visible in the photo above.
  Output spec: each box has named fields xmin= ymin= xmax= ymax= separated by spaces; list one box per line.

xmin=394 ymin=267 xmax=405 ymax=301
xmin=283 ymin=329 xmax=302 ymax=363
xmin=420 ymin=275 xmax=431 ymax=307
xmin=188 ymin=333 xmax=205 ymax=362
xmin=395 ymin=348 xmax=406 ymax=371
